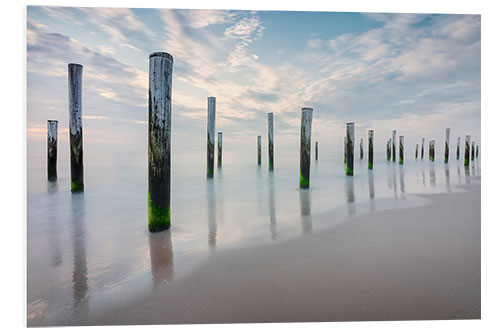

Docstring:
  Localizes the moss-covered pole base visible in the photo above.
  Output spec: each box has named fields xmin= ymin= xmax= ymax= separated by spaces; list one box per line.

xmin=47 ymin=120 xmax=58 ymax=181
xmin=346 ymin=123 xmax=354 ymax=176
xmin=68 ymin=63 xmax=84 ymax=192
xmin=421 ymin=137 xmax=425 ymax=159
xmin=315 ymin=141 xmax=318 ymax=161
xmin=392 ymin=130 xmax=396 ymax=162
xmin=464 ymin=135 xmax=471 ymax=166
xmin=445 ymin=128 xmax=450 ymax=163
xmin=399 ymin=135 xmax=404 ymax=165
xmin=368 ymin=130 xmax=374 ymax=169
xmin=299 ymin=107 xmax=313 ymax=188
xmin=148 ymin=52 xmax=173 ymax=232
xmin=217 ymin=132 xmax=223 ymax=167
xmin=456 ymin=137 xmax=460 ymax=160
xmin=268 ymin=112 xmax=274 ymax=171
xmin=257 ymin=135 xmax=262 ymax=165
xmin=471 ymin=141 xmax=475 ymax=161
xmin=360 ymin=138 xmax=364 ymax=160
xmin=415 ymin=144 xmax=418 ymax=159
xmin=207 ymin=97 xmax=216 ymax=177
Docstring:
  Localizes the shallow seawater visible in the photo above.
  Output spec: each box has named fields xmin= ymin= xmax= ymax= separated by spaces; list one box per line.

xmin=27 ymin=149 xmax=481 ymax=326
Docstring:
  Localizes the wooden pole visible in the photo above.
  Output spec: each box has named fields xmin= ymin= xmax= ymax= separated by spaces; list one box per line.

xmin=360 ymin=138 xmax=364 ymax=159
xmin=257 ymin=135 xmax=262 ymax=165
xmin=445 ymin=128 xmax=450 ymax=163
xmin=217 ymin=132 xmax=223 ymax=167
xmin=148 ymin=52 xmax=173 ymax=232
xmin=315 ymin=141 xmax=318 ymax=161
xmin=456 ymin=137 xmax=460 ymax=160
xmin=346 ymin=123 xmax=354 ymax=176
xmin=206 ymin=97 xmax=216 ymax=177
xmin=415 ymin=143 xmax=418 ymax=159
xmin=464 ymin=135 xmax=470 ymax=166
xmin=368 ymin=130 xmax=374 ymax=169
xmin=392 ymin=130 xmax=396 ymax=162
xmin=421 ymin=137 xmax=425 ymax=159
xmin=299 ymin=108 xmax=313 ymax=189
xmin=68 ymin=63 xmax=84 ymax=192
xmin=268 ymin=112 xmax=274 ymax=170
xmin=471 ymin=141 xmax=475 ymax=161
xmin=386 ymin=139 xmax=391 ymax=161
xmin=47 ymin=120 xmax=58 ymax=181
xmin=399 ymin=135 xmax=404 ymax=164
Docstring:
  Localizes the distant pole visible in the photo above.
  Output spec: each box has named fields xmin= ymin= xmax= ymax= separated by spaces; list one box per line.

xmin=399 ymin=135 xmax=404 ymax=165
xmin=257 ymin=135 xmax=262 ymax=165
xmin=68 ymin=63 xmax=84 ymax=192
xmin=268 ymin=112 xmax=274 ymax=170
xmin=148 ymin=52 xmax=173 ymax=232
xmin=206 ymin=97 xmax=216 ymax=177
xmin=368 ymin=130 xmax=374 ymax=169
xmin=445 ymin=128 xmax=450 ymax=163
xmin=415 ymin=143 xmax=418 ymax=159
xmin=47 ymin=120 xmax=58 ymax=181
xmin=315 ymin=141 xmax=318 ymax=161
xmin=456 ymin=137 xmax=460 ymax=160
xmin=299 ymin=107 xmax=313 ymax=188
xmin=360 ymin=138 xmax=364 ymax=159
xmin=346 ymin=123 xmax=354 ymax=176
xmin=217 ymin=132 xmax=223 ymax=167
xmin=464 ymin=135 xmax=471 ymax=166
xmin=421 ymin=137 xmax=424 ymax=159
xmin=392 ymin=130 xmax=396 ymax=162
xmin=476 ymin=145 xmax=479 ymax=158
xmin=471 ymin=141 xmax=475 ymax=161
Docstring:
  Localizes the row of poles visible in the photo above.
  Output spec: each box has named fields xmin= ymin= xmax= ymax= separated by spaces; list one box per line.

xmin=45 ymin=52 xmax=479 ymax=233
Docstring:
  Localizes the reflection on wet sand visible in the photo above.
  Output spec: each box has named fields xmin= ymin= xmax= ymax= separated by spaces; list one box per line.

xmin=47 ymin=182 xmax=62 ymax=268
xmin=299 ymin=189 xmax=312 ymax=234
xmin=345 ymin=177 xmax=356 ymax=216
xmin=148 ymin=230 xmax=174 ymax=288
xmin=457 ymin=165 xmax=462 ymax=185
xmin=368 ymin=171 xmax=375 ymax=211
xmin=465 ymin=166 xmax=471 ymax=184
xmin=445 ymin=164 xmax=451 ymax=192
xmin=268 ymin=173 xmax=277 ymax=241
xmin=207 ymin=180 xmax=217 ymax=250
xmin=429 ymin=165 xmax=436 ymax=187
xmin=70 ymin=194 xmax=89 ymax=324
xmin=471 ymin=164 xmax=476 ymax=177
xmin=399 ymin=166 xmax=406 ymax=196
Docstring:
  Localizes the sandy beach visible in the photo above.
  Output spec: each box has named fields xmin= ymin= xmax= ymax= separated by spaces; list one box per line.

xmin=88 ymin=182 xmax=480 ymax=326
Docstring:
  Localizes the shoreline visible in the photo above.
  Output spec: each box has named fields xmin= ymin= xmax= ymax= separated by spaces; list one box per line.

xmin=86 ymin=182 xmax=480 ymax=326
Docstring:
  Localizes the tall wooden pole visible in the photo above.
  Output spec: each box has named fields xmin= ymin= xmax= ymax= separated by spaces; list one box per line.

xmin=68 ymin=63 xmax=84 ymax=192
xmin=148 ymin=52 xmax=173 ymax=232
xmin=206 ymin=97 xmax=216 ymax=177
xmin=47 ymin=120 xmax=58 ymax=181
xmin=299 ymin=108 xmax=313 ymax=188
xmin=368 ymin=130 xmax=374 ymax=169
xmin=268 ymin=112 xmax=274 ymax=170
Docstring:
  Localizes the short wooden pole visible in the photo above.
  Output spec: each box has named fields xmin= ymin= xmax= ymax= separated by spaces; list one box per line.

xmin=299 ymin=107 xmax=313 ymax=189
xmin=217 ymin=132 xmax=223 ymax=167
xmin=346 ymin=123 xmax=354 ymax=176
xmin=47 ymin=120 xmax=58 ymax=181
xmin=68 ymin=63 xmax=84 ymax=192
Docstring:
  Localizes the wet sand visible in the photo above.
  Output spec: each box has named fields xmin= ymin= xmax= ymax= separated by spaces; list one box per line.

xmin=90 ymin=183 xmax=480 ymax=325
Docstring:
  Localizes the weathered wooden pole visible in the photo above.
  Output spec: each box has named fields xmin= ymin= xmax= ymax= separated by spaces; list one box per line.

xmin=47 ymin=120 xmax=58 ymax=181
xmin=268 ymin=112 xmax=274 ymax=170
xmin=476 ymin=145 xmax=479 ymax=158
xmin=206 ymin=97 xmax=216 ymax=177
xmin=360 ymin=138 xmax=364 ymax=159
xmin=464 ymin=135 xmax=471 ymax=166
xmin=68 ymin=63 xmax=84 ymax=192
xmin=299 ymin=108 xmax=313 ymax=188
xmin=217 ymin=132 xmax=223 ymax=167
xmin=430 ymin=140 xmax=435 ymax=161
xmin=257 ymin=135 xmax=262 ymax=165
xmin=456 ymin=137 xmax=460 ymax=160
xmin=315 ymin=141 xmax=318 ymax=161
xmin=148 ymin=52 xmax=173 ymax=232
xmin=368 ymin=130 xmax=374 ymax=169
xmin=471 ymin=141 xmax=475 ymax=161
xmin=346 ymin=122 xmax=354 ymax=176
xmin=344 ymin=136 xmax=347 ymax=164
xmin=421 ymin=137 xmax=425 ymax=159
xmin=444 ymin=128 xmax=450 ymax=163
xmin=392 ymin=130 xmax=396 ymax=162
xmin=399 ymin=136 xmax=404 ymax=165
xmin=415 ymin=144 xmax=418 ymax=159
xmin=386 ymin=138 xmax=391 ymax=161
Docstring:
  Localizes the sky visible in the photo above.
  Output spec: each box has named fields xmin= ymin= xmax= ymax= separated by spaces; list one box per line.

xmin=26 ymin=7 xmax=481 ymax=155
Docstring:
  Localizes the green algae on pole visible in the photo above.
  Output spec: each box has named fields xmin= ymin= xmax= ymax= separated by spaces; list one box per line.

xmin=368 ymin=130 xmax=374 ymax=169
xmin=315 ymin=141 xmax=318 ymax=161
xmin=268 ymin=112 xmax=274 ymax=170
xmin=68 ymin=63 xmax=84 ymax=192
xmin=299 ymin=108 xmax=313 ymax=188
xmin=399 ymin=136 xmax=404 ymax=164
xmin=444 ymin=128 xmax=450 ymax=163
xmin=421 ymin=137 xmax=425 ymax=159
xmin=346 ymin=122 xmax=354 ymax=176
xmin=47 ymin=120 xmax=58 ymax=181
xmin=392 ymin=130 xmax=396 ymax=162
xmin=456 ymin=137 xmax=460 ymax=160
xmin=217 ymin=132 xmax=223 ymax=167
xmin=360 ymin=138 xmax=364 ymax=159
xmin=148 ymin=52 xmax=173 ymax=232
xmin=464 ymin=135 xmax=471 ymax=166
xmin=206 ymin=97 xmax=216 ymax=177
xmin=257 ymin=135 xmax=262 ymax=165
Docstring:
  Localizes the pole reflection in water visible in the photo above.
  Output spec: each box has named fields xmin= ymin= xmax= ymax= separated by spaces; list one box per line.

xmin=148 ymin=230 xmax=174 ymax=288
xmin=399 ymin=166 xmax=406 ymax=197
xmin=429 ymin=165 xmax=436 ymax=187
xmin=465 ymin=166 xmax=471 ymax=184
xmin=445 ymin=164 xmax=451 ymax=192
xmin=299 ymin=189 xmax=312 ymax=234
xmin=47 ymin=181 xmax=62 ymax=268
xmin=207 ymin=179 xmax=217 ymax=250
xmin=368 ymin=170 xmax=375 ymax=211
xmin=471 ymin=164 xmax=476 ymax=177
xmin=345 ymin=177 xmax=356 ymax=216
xmin=392 ymin=165 xmax=398 ymax=198
xmin=269 ymin=173 xmax=277 ymax=241
xmin=70 ymin=193 xmax=89 ymax=324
